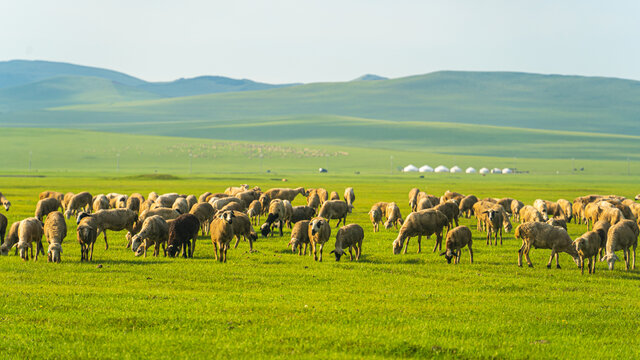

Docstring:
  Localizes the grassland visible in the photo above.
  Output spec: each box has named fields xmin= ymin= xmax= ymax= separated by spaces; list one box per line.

xmin=2 ymin=171 xmax=640 ymax=359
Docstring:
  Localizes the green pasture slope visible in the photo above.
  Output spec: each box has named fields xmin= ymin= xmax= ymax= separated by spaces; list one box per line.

xmin=2 ymin=132 xmax=640 ymax=358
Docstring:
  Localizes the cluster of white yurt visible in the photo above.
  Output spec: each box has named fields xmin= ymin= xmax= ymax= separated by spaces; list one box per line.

xmin=403 ymin=164 xmax=419 ymax=172
xmin=419 ymin=165 xmax=433 ymax=173
xmin=403 ymin=164 xmax=513 ymax=174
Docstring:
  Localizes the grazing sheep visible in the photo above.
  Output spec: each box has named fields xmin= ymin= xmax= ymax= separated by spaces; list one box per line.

xmin=515 ymin=222 xmax=580 ymax=268
xmin=585 ymin=202 xmax=612 ymax=229
xmin=64 ymin=192 xmax=92 ymax=219
xmin=167 ymin=214 xmax=200 ymax=258
xmin=408 ymin=188 xmax=420 ymax=212
xmin=39 ymin=191 xmax=63 ymax=201
xmin=260 ymin=199 xmax=286 ymax=237
xmin=458 ymin=195 xmax=478 ymax=218
xmin=329 ymin=191 xmax=340 ymax=201
xmin=189 ymin=202 xmax=215 ymax=236
xmin=246 ymin=200 xmax=262 ymax=226
xmin=16 ymin=217 xmax=44 ymax=261
xmin=61 ymin=192 xmax=74 ymax=212
xmin=317 ymin=200 xmax=349 ymax=228
xmin=128 ymin=208 xmax=180 ymax=246
xmin=600 ymin=219 xmax=639 ymax=271
xmin=543 ymin=200 xmax=561 ymax=218
xmin=308 ymin=188 xmax=328 ymax=205
xmin=481 ymin=207 xmax=504 ymax=245
xmin=131 ymin=215 xmax=170 ymax=257
xmin=263 ymin=187 xmax=307 ymax=202
xmin=496 ymin=198 xmax=515 ymax=213
xmin=185 ymin=195 xmax=198 ymax=212
xmin=546 ymin=218 xmax=567 ymax=230
xmin=519 ymin=205 xmax=545 ymax=223
xmin=383 ymin=202 xmax=404 ymax=230
xmin=425 ymin=194 xmax=441 ymax=207
xmin=344 ymin=187 xmax=355 ymax=213
xmin=369 ymin=205 xmax=383 ymax=232
xmin=0 ymin=213 xmax=6 ymax=248
xmin=443 ymin=190 xmax=464 ymax=204
xmin=210 ymin=210 xmax=236 ymax=262
xmin=231 ymin=211 xmax=258 ymax=251
xmin=43 ymin=211 xmax=66 ymax=263
xmin=392 ymin=209 xmax=448 ymax=255
xmin=93 ymin=195 xmax=110 ymax=213
xmin=0 ymin=221 xmax=20 ymax=256
xmin=235 ymin=190 xmax=262 ymax=208
xmin=0 ymin=192 xmax=11 ymax=211
xmin=206 ymin=193 xmax=229 ymax=202
xmin=282 ymin=200 xmax=294 ymax=228
xmin=306 ymin=192 xmax=321 ymax=212
xmin=331 ymin=223 xmax=364 ymax=261
xmin=155 ymin=193 xmax=181 ymax=208
xmin=573 ymin=231 xmax=601 ymax=274
xmin=172 ymin=197 xmax=189 ymax=214
xmin=35 ymin=197 xmax=62 ymax=221
xmin=533 ymin=199 xmax=549 ymax=221
xmin=308 ymin=217 xmax=331 ymax=262
xmin=434 ymin=201 xmax=459 ymax=230
xmin=291 ymin=205 xmax=315 ymax=224
xmin=224 ymin=184 xmax=249 ymax=196
xmin=112 ymin=195 xmax=128 ymax=209
xmin=511 ymin=200 xmax=525 ymax=222
xmin=592 ymin=220 xmax=611 ymax=258
xmin=258 ymin=194 xmax=270 ymax=216
xmin=288 ymin=220 xmax=310 ymax=255
xmin=439 ymin=225 xmax=473 ymax=264
xmin=198 ymin=192 xmax=212 ymax=203
xmin=557 ymin=199 xmax=573 ymax=222
xmin=210 ymin=197 xmax=244 ymax=212
xmin=125 ymin=196 xmax=141 ymax=213
xmin=78 ymin=209 xmax=138 ymax=250
xmin=597 ymin=207 xmax=625 ymax=227
xmin=130 ymin=193 xmax=145 ymax=204
xmin=417 ymin=197 xmax=433 ymax=211
xmin=77 ymin=223 xmax=98 ymax=262
xmin=139 ymin=199 xmax=155 ymax=214
xmin=472 ymin=201 xmax=494 ymax=231
xmin=572 ymin=200 xmax=586 ymax=224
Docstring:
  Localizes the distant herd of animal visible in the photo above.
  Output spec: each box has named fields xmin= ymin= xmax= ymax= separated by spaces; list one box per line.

xmin=0 ymin=187 xmax=638 ymax=274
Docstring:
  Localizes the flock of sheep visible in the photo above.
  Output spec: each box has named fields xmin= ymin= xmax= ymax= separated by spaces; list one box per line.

xmin=0 ymin=187 xmax=638 ymax=273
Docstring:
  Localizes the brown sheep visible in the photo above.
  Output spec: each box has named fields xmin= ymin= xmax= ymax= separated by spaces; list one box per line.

xmin=126 ymin=196 xmax=141 ymax=213
xmin=0 ymin=213 xmax=6 ymax=250
xmin=61 ymin=192 xmax=74 ymax=212
xmin=263 ymin=187 xmax=307 ymax=203
xmin=235 ymin=189 xmax=262 ymax=208
xmin=439 ymin=225 xmax=473 ymax=264
xmin=306 ymin=192 xmax=321 ymax=212
xmin=408 ymin=188 xmax=420 ymax=212
xmin=231 ymin=211 xmax=258 ymax=251
xmin=383 ymin=202 xmax=403 ymax=230
xmin=260 ymin=199 xmax=286 ymax=237
xmin=546 ymin=218 xmax=567 ymax=230
xmin=77 ymin=223 xmax=98 ymax=262
xmin=78 ymin=209 xmax=138 ymax=250
xmin=318 ymin=200 xmax=349 ymax=228
xmin=167 ymin=214 xmax=199 ymax=258
xmin=132 ymin=215 xmax=170 ymax=257
xmin=246 ymin=200 xmax=262 ymax=226
xmin=533 ymin=199 xmax=549 ymax=221
xmin=128 ymin=208 xmax=181 ymax=246
xmin=291 ymin=206 xmax=315 ymax=224
xmin=35 ymin=197 xmax=62 ymax=221
xmin=198 ymin=192 xmax=212 ymax=203
xmin=572 ymin=201 xmax=586 ymax=224
xmin=597 ymin=207 xmax=625 ymax=227
xmin=417 ymin=197 xmax=433 ymax=211
xmin=515 ymin=222 xmax=580 ymax=269
xmin=64 ymin=192 xmax=92 ymax=219
xmin=442 ymin=190 xmax=464 ymax=203
xmin=511 ymin=200 xmax=525 ymax=222
xmin=519 ymin=205 xmax=545 ymax=223
xmin=369 ymin=205 xmax=383 ymax=232
xmin=0 ymin=221 xmax=20 ymax=256
xmin=44 ymin=211 xmax=66 ymax=263
xmin=458 ymin=195 xmax=478 ymax=218
xmin=601 ymin=219 xmax=639 ymax=271
xmin=288 ymin=220 xmax=310 ymax=255
xmin=330 ymin=223 xmax=364 ymax=261
xmin=308 ymin=217 xmax=331 ymax=262
xmin=434 ymin=201 xmax=459 ymax=230
xmin=481 ymin=207 xmax=504 ymax=246
xmin=189 ymin=202 xmax=215 ymax=236
xmin=392 ymin=209 xmax=448 ymax=254
xmin=210 ymin=210 xmax=236 ymax=262
xmin=592 ymin=220 xmax=611 ymax=258
xmin=573 ymin=231 xmax=601 ymax=274
xmin=557 ymin=199 xmax=573 ymax=222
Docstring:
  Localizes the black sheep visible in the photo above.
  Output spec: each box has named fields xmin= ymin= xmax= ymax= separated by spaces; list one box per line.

xmin=167 ymin=214 xmax=200 ymax=258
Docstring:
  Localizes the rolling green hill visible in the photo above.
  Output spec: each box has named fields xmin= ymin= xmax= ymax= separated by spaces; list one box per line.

xmin=138 ymin=76 xmax=299 ymax=97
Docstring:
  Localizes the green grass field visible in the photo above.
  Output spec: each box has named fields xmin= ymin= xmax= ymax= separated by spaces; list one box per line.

xmin=2 ymin=171 xmax=640 ymax=359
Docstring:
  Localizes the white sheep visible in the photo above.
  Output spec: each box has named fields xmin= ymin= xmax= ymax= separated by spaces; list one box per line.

xmin=600 ymin=219 xmax=639 ymax=271
xmin=515 ymin=222 xmax=580 ymax=268
xmin=16 ymin=217 xmax=44 ymax=261
xmin=44 ymin=211 xmax=66 ymax=263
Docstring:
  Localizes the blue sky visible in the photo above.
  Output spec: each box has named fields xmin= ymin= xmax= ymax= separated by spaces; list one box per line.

xmin=2 ymin=0 xmax=638 ymax=83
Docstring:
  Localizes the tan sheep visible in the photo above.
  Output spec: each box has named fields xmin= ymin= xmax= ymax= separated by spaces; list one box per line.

xmin=77 ymin=223 xmax=98 ymax=262
xmin=306 ymin=192 xmax=321 ymax=212
xmin=282 ymin=200 xmax=294 ymax=228
xmin=0 ymin=221 xmax=20 ymax=256
xmin=417 ymin=197 xmax=433 ymax=211
xmin=442 ymin=190 xmax=464 ymax=203
xmin=125 ymin=196 xmax=141 ymax=213
xmin=344 ymin=187 xmax=355 ymax=213
xmin=288 ymin=220 xmax=310 ymax=255
xmin=231 ymin=211 xmax=258 ymax=251
xmin=511 ymin=200 xmax=525 ymax=222
xmin=515 ymin=222 xmax=580 ymax=268
xmin=434 ymin=201 xmax=459 ymax=231
xmin=439 ymin=225 xmax=473 ymax=264
xmin=128 ymin=208 xmax=180 ymax=246
xmin=519 ymin=205 xmax=545 ymax=223
xmin=93 ymin=195 xmax=110 ymax=213
xmin=392 ymin=209 xmax=448 ymax=254
xmin=77 ymin=208 xmax=138 ymax=250
xmin=198 ymin=192 xmax=212 ymax=203
xmin=44 ymin=211 xmax=66 ymax=263
xmin=369 ymin=205 xmax=383 ymax=232
xmin=543 ymin=200 xmax=561 ymax=218
xmin=263 ymin=187 xmax=307 ymax=202
xmin=573 ymin=231 xmax=601 ymax=274
xmin=35 ymin=197 xmax=62 ymax=221
xmin=329 ymin=191 xmax=340 ymax=201
xmin=16 ymin=217 xmax=44 ymax=261
xmin=317 ymin=200 xmax=349 ymax=228
xmin=546 ymin=218 xmax=567 ymax=230
xmin=185 ymin=195 xmax=198 ymax=212
xmin=155 ymin=193 xmax=180 ymax=208
xmin=39 ymin=191 xmax=64 ymax=201
xmin=592 ymin=220 xmax=611 ymax=257
xmin=600 ymin=219 xmax=639 ymax=271
xmin=139 ymin=199 xmax=155 ymax=214
xmin=130 ymin=192 xmax=145 ymax=204
xmin=408 ymin=188 xmax=420 ymax=212
xmin=64 ymin=192 xmax=92 ymax=219
xmin=224 ymin=184 xmax=249 ymax=196
xmin=132 ymin=215 xmax=170 ymax=257
xmin=172 ymin=197 xmax=189 ymax=214
xmin=235 ymin=189 xmax=262 ymax=208
xmin=330 ymin=223 xmax=364 ymax=261
xmin=260 ymin=199 xmax=286 ymax=237
xmin=458 ymin=195 xmax=478 ymax=218
xmin=308 ymin=217 xmax=331 ymax=262
xmin=210 ymin=197 xmax=244 ymax=212
xmin=246 ymin=200 xmax=262 ymax=226
xmin=61 ymin=192 xmax=74 ymax=212
xmin=533 ymin=199 xmax=549 ymax=221
xmin=597 ymin=207 xmax=625 ymax=227
xmin=0 ymin=192 xmax=11 ymax=211
xmin=190 ymin=202 xmax=215 ymax=236
xmin=383 ymin=202 xmax=403 ymax=230
xmin=210 ymin=210 xmax=236 ymax=262
xmin=480 ymin=207 xmax=504 ymax=246
xmin=557 ymin=199 xmax=573 ymax=222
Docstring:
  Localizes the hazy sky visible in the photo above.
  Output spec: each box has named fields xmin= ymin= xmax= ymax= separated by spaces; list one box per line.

xmin=2 ymin=0 xmax=638 ymax=83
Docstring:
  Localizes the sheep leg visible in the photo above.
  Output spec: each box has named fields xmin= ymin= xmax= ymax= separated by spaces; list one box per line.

xmin=223 ymin=246 xmax=228 ymax=263
xmin=279 ymin=221 xmax=284 ymax=237
xmin=348 ymin=247 xmax=354 ymax=261
xmin=234 ymin=235 xmax=241 ymax=249
xmin=633 ymin=246 xmax=637 ymax=270
xmin=213 ymin=242 xmax=219 ymax=261
xmin=311 ymin=242 xmax=317 ymax=261
xmin=248 ymin=236 xmax=254 ymax=252
xmin=103 ymin=230 xmax=109 ymax=250
xmin=591 ymin=256 xmax=596 ymax=274
xmin=154 ymin=242 xmax=160 ymax=257
xmin=580 ymin=256 xmax=585 ymax=275
xmin=403 ymin=237 xmax=410 ymax=254
xmin=89 ymin=242 xmax=95 ymax=261
xmin=356 ymin=243 xmax=361 ymax=261
xmin=303 ymin=243 xmax=308 ymax=256
xmin=499 ymin=227 xmax=503 ymax=246
xmin=318 ymin=243 xmax=324 ymax=262
xmin=624 ymin=248 xmax=630 ymax=270
xmin=546 ymin=250 xmax=556 ymax=269
xmin=468 ymin=245 xmax=473 ymax=264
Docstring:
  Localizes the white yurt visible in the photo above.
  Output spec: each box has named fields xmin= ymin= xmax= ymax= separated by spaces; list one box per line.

xmin=491 ymin=168 xmax=502 ymax=174
xmin=403 ymin=164 xmax=419 ymax=172
xmin=465 ymin=167 xmax=477 ymax=174
xmin=479 ymin=167 xmax=490 ymax=175
xmin=419 ymin=165 xmax=433 ymax=173
xmin=502 ymin=168 xmax=513 ymax=174
xmin=450 ymin=166 xmax=462 ymax=173
xmin=434 ymin=165 xmax=449 ymax=173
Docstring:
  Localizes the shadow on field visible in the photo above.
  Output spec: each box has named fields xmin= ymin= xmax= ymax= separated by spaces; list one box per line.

xmin=96 ymin=259 xmax=168 ymax=266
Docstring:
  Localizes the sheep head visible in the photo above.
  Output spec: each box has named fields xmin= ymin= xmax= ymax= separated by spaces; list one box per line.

xmin=310 ymin=219 xmax=326 ymax=236
xmin=392 ymin=238 xmax=403 ymax=255
xmin=167 ymin=244 xmax=180 ymax=258
xmin=3 ymin=201 xmax=10 ymax=211
xmin=601 ymin=253 xmax=619 ymax=270
xmin=76 ymin=212 xmax=91 ymax=224
xmin=330 ymin=248 xmax=345 ymax=261
xmin=131 ymin=235 xmax=143 ymax=253
xmin=439 ymin=250 xmax=454 ymax=264
xmin=17 ymin=241 xmax=32 ymax=261
xmin=260 ymin=223 xmax=271 ymax=237
xmin=47 ymin=243 xmax=62 ymax=263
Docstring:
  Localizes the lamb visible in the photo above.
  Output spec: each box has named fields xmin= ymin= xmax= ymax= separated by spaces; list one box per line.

xmin=392 ymin=209 xmax=448 ymax=255
xmin=533 ymin=199 xmax=549 ymax=220
xmin=317 ymin=200 xmax=349 ymax=228
xmin=0 ymin=192 xmax=11 ymax=211
xmin=246 ymin=200 xmax=262 ymax=226
xmin=131 ymin=215 xmax=170 ymax=257
xmin=369 ymin=205 xmax=383 ymax=232
xmin=600 ymin=219 xmax=639 ymax=271
xmin=308 ymin=217 xmax=331 ymax=262
xmin=383 ymin=202 xmax=404 ymax=230
xmin=210 ymin=210 xmax=236 ymax=262
xmin=260 ymin=199 xmax=286 ymax=237
xmin=439 ymin=225 xmax=473 ymax=264
xmin=16 ymin=217 xmax=44 ymax=261
xmin=515 ymin=222 xmax=580 ymax=268
xmin=44 ymin=211 xmax=66 ymax=263
xmin=434 ymin=201 xmax=459 ymax=230
xmin=408 ymin=188 xmax=420 ymax=212
xmin=77 ymin=208 xmax=138 ymax=250
xmin=556 ymin=199 xmax=573 ymax=222
xmin=64 ymin=192 xmax=92 ymax=219
xmin=35 ymin=197 xmax=62 ymax=221
xmin=166 ymin=213 xmax=200 ymax=258
xmin=330 ymin=223 xmax=364 ymax=261
xmin=185 ymin=195 xmax=198 ymax=212
xmin=77 ymin=223 xmax=98 ymax=262
xmin=61 ymin=192 xmax=74 ymax=212
xmin=127 ymin=208 xmax=181 ymax=246
xmin=288 ymin=220 xmax=310 ymax=255
xmin=511 ymin=200 xmax=525 ymax=222
xmin=0 ymin=221 xmax=20 ymax=256
xmin=155 ymin=193 xmax=181 ymax=208
xmin=329 ymin=191 xmax=340 ymax=200
xmin=573 ymin=231 xmax=601 ymax=274
xmin=344 ymin=187 xmax=355 ymax=213
xmin=417 ymin=197 xmax=433 ymax=211
xmin=125 ymin=196 xmax=141 ymax=213
xmin=235 ymin=189 xmax=262 ymax=208
xmin=546 ymin=218 xmax=567 ymax=230
xmin=291 ymin=205 xmax=315 ymax=224
xmin=231 ymin=211 xmax=258 ymax=251
xmin=262 ymin=187 xmax=307 ymax=202
xmin=224 ymin=184 xmax=249 ymax=196
xmin=93 ymin=194 xmax=110 ymax=212
xmin=190 ymin=202 xmax=216 ymax=236
xmin=519 ymin=205 xmax=545 ymax=223
xmin=172 ymin=197 xmax=189 ymax=214
xmin=458 ymin=195 xmax=478 ymax=218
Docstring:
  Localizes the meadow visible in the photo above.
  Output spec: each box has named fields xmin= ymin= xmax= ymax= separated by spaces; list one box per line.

xmin=2 ymin=171 xmax=640 ymax=359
